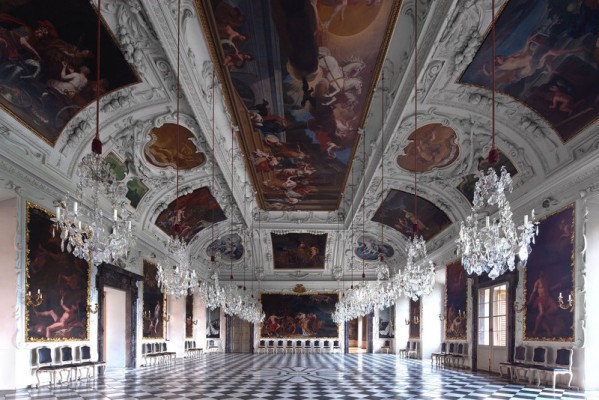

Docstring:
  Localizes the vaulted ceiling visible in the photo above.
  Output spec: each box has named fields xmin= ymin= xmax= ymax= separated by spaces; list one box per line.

xmin=1 ymin=0 xmax=598 ymax=284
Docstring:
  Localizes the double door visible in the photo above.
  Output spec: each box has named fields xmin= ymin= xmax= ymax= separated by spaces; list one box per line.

xmin=477 ymin=283 xmax=508 ymax=372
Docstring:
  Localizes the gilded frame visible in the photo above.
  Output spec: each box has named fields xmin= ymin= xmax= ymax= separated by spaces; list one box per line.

xmin=523 ymin=204 xmax=575 ymax=342
xmin=259 ymin=292 xmax=339 ymax=339
xmin=142 ymin=259 xmax=166 ymax=340
xmin=408 ymin=297 xmax=421 ymax=339
xmin=25 ymin=201 xmax=90 ymax=342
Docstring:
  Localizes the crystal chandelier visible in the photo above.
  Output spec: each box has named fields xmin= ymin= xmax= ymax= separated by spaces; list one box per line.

xmin=456 ymin=0 xmax=537 ymax=279
xmin=52 ymin=194 xmax=87 ymax=259
xmin=157 ymin=235 xmax=198 ymax=298
xmin=457 ymin=167 xmax=538 ymax=279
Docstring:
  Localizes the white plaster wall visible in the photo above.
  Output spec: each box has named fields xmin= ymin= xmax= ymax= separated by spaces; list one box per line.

xmin=421 ymin=268 xmax=444 ymax=359
xmin=105 ymin=287 xmax=126 ymax=368
xmin=583 ymin=198 xmax=599 ymax=390
xmin=195 ymin=295 xmax=207 ymax=348
xmin=166 ymin=295 xmax=185 ymax=357
xmin=395 ymin=297 xmax=409 ymax=354
xmin=0 ymin=198 xmax=17 ymax=390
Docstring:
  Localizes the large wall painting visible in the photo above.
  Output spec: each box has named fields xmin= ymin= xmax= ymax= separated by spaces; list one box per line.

xmin=206 ymin=307 xmax=220 ymax=339
xmin=444 ymin=260 xmax=467 ymax=340
xmin=26 ymin=202 xmax=89 ymax=341
xmin=142 ymin=260 xmax=165 ymax=340
xmin=155 ymin=187 xmax=226 ymax=243
xmin=0 ymin=0 xmax=138 ymax=146
xmin=524 ymin=204 xmax=575 ymax=341
xmin=372 ymin=189 xmax=452 ymax=242
xmin=409 ymin=298 xmax=421 ymax=339
xmin=185 ymin=294 xmax=193 ymax=339
xmin=198 ymin=0 xmax=401 ymax=211
xmin=271 ymin=232 xmax=327 ymax=269
xmin=459 ymin=0 xmax=599 ymax=143
xmin=378 ymin=306 xmax=394 ymax=339
xmin=396 ymin=124 xmax=459 ymax=172
xmin=261 ymin=293 xmax=338 ymax=338
xmin=457 ymin=150 xmax=517 ymax=205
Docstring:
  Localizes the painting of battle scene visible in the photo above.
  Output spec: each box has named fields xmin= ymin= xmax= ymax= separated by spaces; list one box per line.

xmin=444 ymin=260 xmax=467 ymax=340
xmin=155 ymin=187 xmax=226 ymax=243
xmin=26 ymin=203 xmax=89 ymax=341
xmin=271 ymin=232 xmax=327 ymax=269
xmin=261 ymin=293 xmax=338 ymax=338
xmin=200 ymin=0 xmax=401 ymax=211
xmin=355 ymin=235 xmax=394 ymax=262
xmin=524 ymin=205 xmax=575 ymax=341
xmin=372 ymin=189 xmax=452 ymax=242
xmin=396 ymin=123 xmax=460 ymax=172
xmin=457 ymin=150 xmax=517 ymax=205
xmin=0 ymin=0 xmax=138 ymax=146
xmin=142 ymin=260 xmax=165 ymax=340
xmin=378 ymin=306 xmax=394 ymax=338
xmin=460 ymin=0 xmax=599 ymax=142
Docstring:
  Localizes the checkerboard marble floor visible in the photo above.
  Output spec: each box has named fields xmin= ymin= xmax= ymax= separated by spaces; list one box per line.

xmin=1 ymin=354 xmax=598 ymax=400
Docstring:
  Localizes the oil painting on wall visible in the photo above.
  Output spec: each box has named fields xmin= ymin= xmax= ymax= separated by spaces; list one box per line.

xmin=261 ymin=293 xmax=338 ymax=338
xmin=155 ymin=187 xmax=226 ymax=243
xmin=445 ymin=260 xmax=467 ymax=340
xmin=0 ymin=0 xmax=138 ymax=146
xmin=206 ymin=307 xmax=220 ymax=339
xmin=186 ymin=294 xmax=193 ymax=339
xmin=460 ymin=0 xmax=599 ymax=143
xmin=142 ymin=260 xmax=165 ymax=340
xmin=409 ymin=298 xmax=421 ymax=339
xmin=26 ymin=202 xmax=89 ymax=341
xmin=372 ymin=189 xmax=452 ymax=241
xmin=271 ymin=232 xmax=327 ymax=269
xmin=524 ymin=204 xmax=575 ymax=341
xmin=199 ymin=0 xmax=401 ymax=211
xmin=378 ymin=306 xmax=394 ymax=339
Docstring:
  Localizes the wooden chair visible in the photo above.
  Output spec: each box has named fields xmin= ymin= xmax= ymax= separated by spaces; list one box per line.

xmin=276 ymin=340 xmax=285 ymax=353
xmin=431 ymin=342 xmax=447 ymax=366
xmin=295 ymin=340 xmax=303 ymax=354
xmin=407 ymin=341 xmax=418 ymax=359
xmin=304 ymin=340 xmax=312 ymax=353
xmin=500 ymin=345 xmax=527 ymax=380
xmin=398 ymin=341 xmax=410 ymax=358
xmin=381 ymin=340 xmax=391 ymax=354
xmin=257 ymin=340 xmax=266 ymax=354
xmin=35 ymin=347 xmax=58 ymax=387
xmin=332 ymin=340 xmax=340 ymax=353
xmin=524 ymin=346 xmax=548 ymax=384
xmin=286 ymin=340 xmax=294 ymax=354
xmin=534 ymin=348 xmax=574 ymax=389
xmin=266 ymin=340 xmax=275 ymax=354
xmin=313 ymin=340 xmax=321 ymax=353
xmin=77 ymin=345 xmax=105 ymax=380
xmin=323 ymin=340 xmax=331 ymax=353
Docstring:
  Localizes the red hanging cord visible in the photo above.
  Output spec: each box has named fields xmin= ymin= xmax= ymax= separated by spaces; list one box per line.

xmin=488 ymin=0 xmax=499 ymax=165
xmin=380 ymin=72 xmax=385 ymax=262
xmin=362 ymin=128 xmax=366 ymax=281
xmin=173 ymin=0 xmax=181 ymax=235
xmin=230 ymin=126 xmax=234 ymax=281
xmin=413 ymin=0 xmax=418 ymax=236
xmin=210 ymin=69 xmax=216 ymax=262
xmin=92 ymin=0 xmax=102 ymax=155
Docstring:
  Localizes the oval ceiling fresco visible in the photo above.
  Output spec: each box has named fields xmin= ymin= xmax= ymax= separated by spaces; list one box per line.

xmin=396 ymin=123 xmax=459 ymax=172
xmin=206 ymin=233 xmax=244 ymax=263
xmin=144 ymin=123 xmax=206 ymax=170
xmin=354 ymin=235 xmax=394 ymax=261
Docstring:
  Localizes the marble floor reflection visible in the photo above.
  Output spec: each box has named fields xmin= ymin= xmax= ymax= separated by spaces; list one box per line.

xmin=1 ymin=353 xmax=597 ymax=400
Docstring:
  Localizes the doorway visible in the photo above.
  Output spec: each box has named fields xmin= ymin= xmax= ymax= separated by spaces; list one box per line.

xmin=477 ymin=283 xmax=508 ymax=372
xmin=103 ymin=287 xmax=126 ymax=368
xmin=228 ymin=316 xmax=251 ymax=353
xmin=348 ymin=316 xmax=369 ymax=353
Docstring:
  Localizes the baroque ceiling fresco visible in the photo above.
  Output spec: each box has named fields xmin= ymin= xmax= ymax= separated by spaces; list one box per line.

xmin=199 ymin=0 xmax=400 ymax=211
xmin=2 ymin=0 xmax=599 ymax=283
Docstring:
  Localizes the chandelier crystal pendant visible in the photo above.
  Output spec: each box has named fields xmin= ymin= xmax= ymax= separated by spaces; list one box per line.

xmin=455 ymin=0 xmax=538 ymax=280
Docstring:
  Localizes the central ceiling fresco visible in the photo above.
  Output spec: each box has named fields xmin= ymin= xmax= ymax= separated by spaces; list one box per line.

xmin=199 ymin=0 xmax=401 ymax=211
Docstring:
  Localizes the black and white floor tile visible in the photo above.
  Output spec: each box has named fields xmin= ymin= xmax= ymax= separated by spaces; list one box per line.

xmin=1 ymin=354 xmax=597 ymax=400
